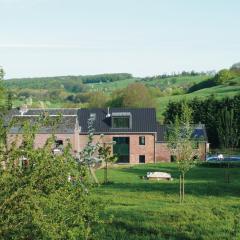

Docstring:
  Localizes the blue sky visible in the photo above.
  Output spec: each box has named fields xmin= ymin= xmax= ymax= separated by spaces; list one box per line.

xmin=0 ymin=0 xmax=240 ymax=79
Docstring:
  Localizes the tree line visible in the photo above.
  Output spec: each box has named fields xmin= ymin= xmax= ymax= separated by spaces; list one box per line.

xmin=4 ymin=73 xmax=133 ymax=91
xmin=141 ymin=70 xmax=213 ymax=82
xmin=164 ymin=95 xmax=240 ymax=148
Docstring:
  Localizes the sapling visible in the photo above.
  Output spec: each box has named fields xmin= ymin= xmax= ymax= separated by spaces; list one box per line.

xmin=167 ymin=103 xmax=199 ymax=203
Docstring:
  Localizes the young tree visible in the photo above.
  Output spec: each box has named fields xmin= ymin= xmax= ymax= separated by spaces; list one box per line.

xmin=79 ymin=116 xmax=103 ymax=184
xmin=167 ymin=103 xmax=199 ymax=203
xmin=98 ymin=143 xmax=117 ymax=184
xmin=0 ymin=116 xmax=103 ymax=239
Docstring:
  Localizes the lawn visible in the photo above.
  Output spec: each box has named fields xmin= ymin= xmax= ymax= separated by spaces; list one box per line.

xmin=94 ymin=163 xmax=240 ymax=240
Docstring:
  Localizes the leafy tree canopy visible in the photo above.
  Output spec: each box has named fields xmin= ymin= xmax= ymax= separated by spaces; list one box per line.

xmin=0 ymin=117 xmax=104 ymax=239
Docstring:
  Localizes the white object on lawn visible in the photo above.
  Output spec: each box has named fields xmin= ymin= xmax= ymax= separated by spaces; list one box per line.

xmin=147 ymin=172 xmax=173 ymax=181
xmin=217 ymin=154 xmax=224 ymax=161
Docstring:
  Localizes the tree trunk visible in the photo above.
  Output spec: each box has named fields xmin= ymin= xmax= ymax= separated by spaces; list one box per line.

xmin=182 ymin=173 xmax=185 ymax=203
xmin=89 ymin=166 xmax=99 ymax=184
xmin=227 ymin=162 xmax=230 ymax=183
xmin=179 ymin=174 xmax=182 ymax=203
xmin=104 ymin=160 xmax=108 ymax=183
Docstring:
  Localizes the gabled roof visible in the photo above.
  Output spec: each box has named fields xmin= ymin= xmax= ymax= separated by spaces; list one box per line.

xmin=78 ymin=108 xmax=157 ymax=133
xmin=6 ymin=108 xmax=78 ymax=134
xmin=8 ymin=115 xmax=78 ymax=134
xmin=16 ymin=108 xmax=78 ymax=116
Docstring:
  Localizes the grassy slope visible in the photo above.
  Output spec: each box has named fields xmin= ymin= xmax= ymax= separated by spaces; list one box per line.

xmin=5 ymin=74 xmax=240 ymax=120
xmin=94 ymin=163 xmax=240 ymax=240
xmin=144 ymin=75 xmax=209 ymax=88
xmin=88 ymin=78 xmax=137 ymax=92
xmin=155 ymin=77 xmax=240 ymax=121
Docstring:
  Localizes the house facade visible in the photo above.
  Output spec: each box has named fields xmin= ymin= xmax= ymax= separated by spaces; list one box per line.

xmin=6 ymin=107 xmax=209 ymax=163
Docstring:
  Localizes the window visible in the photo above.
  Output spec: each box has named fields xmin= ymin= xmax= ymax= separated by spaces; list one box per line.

xmin=112 ymin=116 xmax=130 ymax=128
xmin=53 ymin=140 xmax=64 ymax=155
xmin=55 ymin=140 xmax=63 ymax=148
xmin=90 ymin=113 xmax=96 ymax=120
xmin=171 ymin=155 xmax=176 ymax=162
xmin=139 ymin=136 xmax=145 ymax=145
xmin=139 ymin=155 xmax=145 ymax=163
xmin=113 ymin=137 xmax=130 ymax=163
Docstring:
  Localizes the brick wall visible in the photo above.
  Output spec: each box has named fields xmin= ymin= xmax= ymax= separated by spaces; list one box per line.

xmin=7 ymin=132 xmax=207 ymax=163
xmin=155 ymin=141 xmax=207 ymax=162
xmin=7 ymin=132 xmax=79 ymax=152
xmin=79 ymin=134 xmax=155 ymax=164
xmin=155 ymin=142 xmax=171 ymax=162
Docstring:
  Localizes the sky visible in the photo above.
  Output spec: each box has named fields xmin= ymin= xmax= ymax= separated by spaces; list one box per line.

xmin=0 ymin=0 xmax=240 ymax=79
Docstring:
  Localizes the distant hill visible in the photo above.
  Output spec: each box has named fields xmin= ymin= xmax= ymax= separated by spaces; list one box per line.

xmin=3 ymin=68 xmax=240 ymax=120
xmin=4 ymin=73 xmax=133 ymax=91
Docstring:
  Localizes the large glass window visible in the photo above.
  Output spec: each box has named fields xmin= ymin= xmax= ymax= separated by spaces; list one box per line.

xmin=113 ymin=137 xmax=130 ymax=163
xmin=112 ymin=117 xmax=130 ymax=128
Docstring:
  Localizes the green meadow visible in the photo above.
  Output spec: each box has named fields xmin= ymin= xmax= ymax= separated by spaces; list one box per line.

xmin=94 ymin=163 xmax=240 ymax=240
xmin=156 ymin=82 xmax=240 ymax=120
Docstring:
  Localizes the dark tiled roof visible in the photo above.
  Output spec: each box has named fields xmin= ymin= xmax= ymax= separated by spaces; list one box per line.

xmin=6 ymin=108 xmax=208 ymax=142
xmin=19 ymin=108 xmax=78 ymax=116
xmin=156 ymin=124 xmax=207 ymax=142
xmin=78 ymin=108 xmax=157 ymax=133
xmin=4 ymin=108 xmax=78 ymax=125
xmin=156 ymin=124 xmax=167 ymax=142
xmin=8 ymin=115 xmax=78 ymax=134
xmin=3 ymin=108 xmax=19 ymax=126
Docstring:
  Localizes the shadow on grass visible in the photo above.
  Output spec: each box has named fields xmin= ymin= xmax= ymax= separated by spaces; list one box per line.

xmin=102 ymin=178 xmax=240 ymax=197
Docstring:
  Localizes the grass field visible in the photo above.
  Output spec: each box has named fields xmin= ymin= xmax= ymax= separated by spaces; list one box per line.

xmin=143 ymin=75 xmax=210 ymax=89
xmin=88 ymin=78 xmax=138 ymax=92
xmin=94 ymin=163 xmax=240 ymax=240
xmin=156 ymin=83 xmax=240 ymax=121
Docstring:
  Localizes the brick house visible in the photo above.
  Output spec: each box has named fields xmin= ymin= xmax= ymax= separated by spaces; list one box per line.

xmin=6 ymin=107 xmax=208 ymax=164
xmin=7 ymin=108 xmax=80 ymax=154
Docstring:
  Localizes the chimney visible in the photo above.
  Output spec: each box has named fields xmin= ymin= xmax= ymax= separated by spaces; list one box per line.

xmin=106 ymin=107 xmax=111 ymax=118
xmin=19 ymin=105 xmax=28 ymax=116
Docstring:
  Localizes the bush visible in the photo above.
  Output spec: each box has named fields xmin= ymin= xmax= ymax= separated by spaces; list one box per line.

xmin=213 ymin=69 xmax=237 ymax=85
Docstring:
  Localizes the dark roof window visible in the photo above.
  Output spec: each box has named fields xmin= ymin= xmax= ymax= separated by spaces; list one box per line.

xmin=90 ymin=113 xmax=96 ymax=120
xmin=112 ymin=112 xmax=131 ymax=117
xmin=112 ymin=116 xmax=130 ymax=129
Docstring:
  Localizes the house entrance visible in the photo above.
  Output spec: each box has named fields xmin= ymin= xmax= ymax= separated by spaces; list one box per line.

xmin=113 ymin=137 xmax=130 ymax=163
